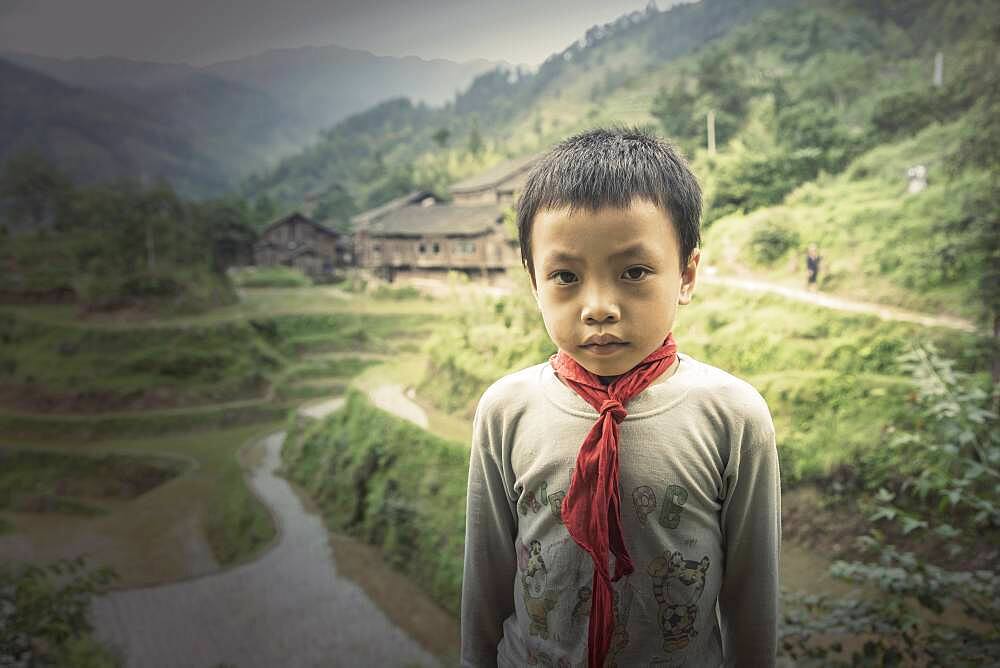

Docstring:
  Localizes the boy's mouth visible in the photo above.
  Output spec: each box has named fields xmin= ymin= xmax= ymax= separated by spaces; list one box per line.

xmin=580 ymin=335 xmax=629 ymax=356
xmin=582 ymin=342 xmax=628 ymax=356
xmin=582 ymin=334 xmax=626 ymax=346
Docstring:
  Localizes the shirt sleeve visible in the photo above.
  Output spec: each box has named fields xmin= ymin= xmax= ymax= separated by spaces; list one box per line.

xmin=718 ymin=396 xmax=781 ymax=667
xmin=460 ymin=391 xmax=519 ymax=667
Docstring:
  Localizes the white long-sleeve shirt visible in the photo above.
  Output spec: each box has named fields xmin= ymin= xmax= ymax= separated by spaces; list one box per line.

xmin=461 ymin=353 xmax=781 ymax=667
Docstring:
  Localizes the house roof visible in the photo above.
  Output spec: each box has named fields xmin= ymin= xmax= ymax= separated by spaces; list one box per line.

xmin=350 ymin=190 xmax=435 ymax=227
xmin=448 ymin=153 xmax=541 ymax=194
xmin=260 ymin=211 xmax=339 ymax=238
xmin=364 ymin=203 xmax=502 ymax=237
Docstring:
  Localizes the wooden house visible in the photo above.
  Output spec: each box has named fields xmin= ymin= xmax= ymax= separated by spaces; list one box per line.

xmin=447 ymin=153 xmax=539 ymax=206
xmin=351 ymin=155 xmax=540 ymax=282
xmin=354 ymin=203 xmax=513 ymax=282
xmin=253 ymin=212 xmax=351 ymax=277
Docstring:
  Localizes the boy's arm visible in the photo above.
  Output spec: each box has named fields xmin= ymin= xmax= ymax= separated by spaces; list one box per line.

xmin=461 ymin=395 xmax=518 ymax=667
xmin=718 ymin=398 xmax=781 ymax=667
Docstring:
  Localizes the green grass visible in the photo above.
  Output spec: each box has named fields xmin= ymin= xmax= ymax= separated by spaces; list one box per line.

xmin=0 ymin=312 xmax=283 ymax=408
xmin=229 ymin=265 xmax=313 ymax=288
xmin=0 ymin=302 xmax=439 ymax=422
xmin=0 ymin=400 xmax=296 ymax=442
xmin=0 ymin=287 xmax=452 ymax=582
xmin=701 ymin=119 xmax=988 ymax=321
xmin=281 ymin=391 xmax=468 ymax=615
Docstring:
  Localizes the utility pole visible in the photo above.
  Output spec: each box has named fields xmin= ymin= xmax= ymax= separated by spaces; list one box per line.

xmin=933 ymin=51 xmax=944 ymax=87
xmin=707 ymin=110 xmax=716 ymax=155
xmin=146 ymin=221 xmax=156 ymax=271
xmin=138 ymin=164 xmax=156 ymax=271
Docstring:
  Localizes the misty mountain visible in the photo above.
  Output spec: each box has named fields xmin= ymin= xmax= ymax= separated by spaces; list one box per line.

xmin=1 ymin=46 xmax=502 ymax=197
xmin=204 ymin=44 xmax=503 ymax=136
xmin=0 ymin=57 xmax=231 ymax=196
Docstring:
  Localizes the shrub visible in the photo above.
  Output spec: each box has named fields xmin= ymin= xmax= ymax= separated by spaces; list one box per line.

xmin=782 ymin=345 xmax=1000 ymax=663
xmin=0 ymin=558 xmax=120 ymax=667
xmin=707 ymin=148 xmax=824 ymax=224
xmin=750 ymin=223 xmax=801 ymax=264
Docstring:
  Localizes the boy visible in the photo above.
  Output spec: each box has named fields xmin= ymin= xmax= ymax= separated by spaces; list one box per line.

xmin=461 ymin=127 xmax=781 ymax=667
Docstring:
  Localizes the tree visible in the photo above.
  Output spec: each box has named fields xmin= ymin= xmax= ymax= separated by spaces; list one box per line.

xmin=944 ymin=25 xmax=1000 ymax=385
xmin=432 ymin=127 xmax=450 ymax=148
xmin=252 ymin=193 xmax=277 ymax=226
xmin=467 ymin=124 xmax=484 ymax=157
xmin=0 ymin=558 xmax=119 ymax=666
xmin=0 ymin=152 xmax=71 ymax=230
xmin=651 ymin=80 xmax=700 ymax=147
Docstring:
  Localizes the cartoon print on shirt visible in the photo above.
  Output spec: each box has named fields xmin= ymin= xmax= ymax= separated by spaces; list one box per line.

xmin=544 ymin=484 xmax=567 ymax=524
xmin=519 ymin=488 xmax=543 ymax=515
xmin=632 ymin=485 xmax=657 ymax=525
xmin=519 ymin=481 xmax=567 ymax=524
xmin=518 ymin=539 xmax=560 ymax=639
xmin=646 ymin=550 xmax=711 ymax=651
xmin=658 ymin=484 xmax=688 ymax=529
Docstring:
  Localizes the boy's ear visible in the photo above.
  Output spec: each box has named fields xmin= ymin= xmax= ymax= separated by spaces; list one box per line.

xmin=678 ymin=248 xmax=700 ymax=305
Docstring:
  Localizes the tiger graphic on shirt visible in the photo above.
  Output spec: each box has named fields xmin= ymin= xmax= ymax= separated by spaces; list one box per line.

xmin=646 ymin=550 xmax=711 ymax=652
xmin=519 ymin=539 xmax=559 ymax=638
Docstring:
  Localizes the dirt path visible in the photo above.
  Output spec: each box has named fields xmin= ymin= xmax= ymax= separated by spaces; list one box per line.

xmin=90 ymin=431 xmax=440 ymax=668
xmin=370 ymin=384 xmax=430 ymax=429
xmin=700 ymin=271 xmax=980 ymax=333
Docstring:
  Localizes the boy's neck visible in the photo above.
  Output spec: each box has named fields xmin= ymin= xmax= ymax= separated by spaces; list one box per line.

xmin=590 ymin=356 xmax=681 ymax=386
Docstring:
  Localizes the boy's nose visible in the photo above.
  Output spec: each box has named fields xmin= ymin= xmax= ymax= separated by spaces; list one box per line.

xmin=581 ymin=294 xmax=620 ymax=324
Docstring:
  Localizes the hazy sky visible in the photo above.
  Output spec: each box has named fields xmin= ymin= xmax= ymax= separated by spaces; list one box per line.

xmin=0 ymin=0 xmax=680 ymax=67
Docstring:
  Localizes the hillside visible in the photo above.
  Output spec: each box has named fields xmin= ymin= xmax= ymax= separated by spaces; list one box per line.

xmin=241 ymin=0 xmax=794 ymax=215
xmin=249 ymin=0 xmax=997 ymax=325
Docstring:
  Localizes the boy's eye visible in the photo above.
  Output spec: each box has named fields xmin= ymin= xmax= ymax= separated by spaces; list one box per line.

xmin=551 ymin=271 xmax=578 ymax=285
xmin=622 ymin=266 xmax=651 ymax=281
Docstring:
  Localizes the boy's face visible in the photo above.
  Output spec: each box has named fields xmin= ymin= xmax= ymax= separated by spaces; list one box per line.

xmin=530 ymin=198 xmax=699 ymax=378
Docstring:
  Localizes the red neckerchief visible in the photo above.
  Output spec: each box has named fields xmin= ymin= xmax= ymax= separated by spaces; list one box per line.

xmin=550 ymin=334 xmax=678 ymax=668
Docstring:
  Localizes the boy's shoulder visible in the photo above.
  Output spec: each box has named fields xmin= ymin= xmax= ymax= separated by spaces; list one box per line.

xmin=475 ymin=362 xmax=549 ymax=421
xmin=675 ymin=354 xmax=773 ymax=429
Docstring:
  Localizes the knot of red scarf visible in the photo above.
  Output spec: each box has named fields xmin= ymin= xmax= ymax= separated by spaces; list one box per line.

xmin=598 ymin=399 xmax=626 ymax=421
xmin=550 ymin=334 xmax=678 ymax=668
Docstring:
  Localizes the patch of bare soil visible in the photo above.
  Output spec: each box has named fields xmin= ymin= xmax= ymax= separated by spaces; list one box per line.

xmin=783 ymin=484 xmax=999 ymax=572
xmin=1 ymin=448 xmax=188 ymax=519
xmin=328 ymin=533 xmax=460 ymax=662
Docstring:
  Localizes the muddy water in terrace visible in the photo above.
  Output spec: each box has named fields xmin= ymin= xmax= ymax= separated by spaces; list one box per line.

xmin=91 ymin=431 xmax=443 ymax=668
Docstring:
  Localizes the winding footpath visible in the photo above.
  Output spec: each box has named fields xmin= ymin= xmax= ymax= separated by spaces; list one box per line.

xmin=699 ymin=272 xmax=980 ymax=333
xmin=91 ymin=419 xmax=439 ymax=668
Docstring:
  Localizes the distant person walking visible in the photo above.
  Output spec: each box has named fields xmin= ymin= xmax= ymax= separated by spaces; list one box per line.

xmin=806 ymin=243 xmax=821 ymax=292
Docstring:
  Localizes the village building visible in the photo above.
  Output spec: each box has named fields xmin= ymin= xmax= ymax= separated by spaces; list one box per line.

xmin=448 ymin=153 xmax=538 ymax=207
xmin=351 ymin=154 xmax=539 ymax=283
xmin=253 ymin=211 xmax=351 ymax=278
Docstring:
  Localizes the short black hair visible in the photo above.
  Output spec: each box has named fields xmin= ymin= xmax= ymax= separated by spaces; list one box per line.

xmin=516 ymin=126 xmax=702 ymax=283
